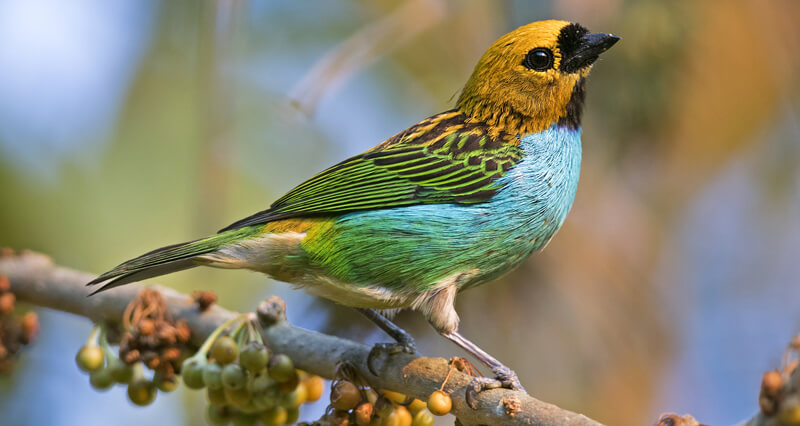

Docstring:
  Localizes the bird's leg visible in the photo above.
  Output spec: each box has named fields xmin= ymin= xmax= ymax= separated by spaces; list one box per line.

xmin=356 ymin=308 xmax=416 ymax=375
xmin=440 ymin=330 xmax=527 ymax=408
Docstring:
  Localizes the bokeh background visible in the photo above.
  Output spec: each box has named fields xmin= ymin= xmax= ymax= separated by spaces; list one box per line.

xmin=1 ymin=0 xmax=799 ymax=425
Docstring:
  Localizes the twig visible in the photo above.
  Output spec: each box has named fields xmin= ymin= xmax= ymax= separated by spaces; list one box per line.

xmin=0 ymin=250 xmax=602 ymax=426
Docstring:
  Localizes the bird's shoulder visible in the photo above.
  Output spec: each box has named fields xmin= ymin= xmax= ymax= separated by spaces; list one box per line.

xmin=370 ymin=109 xmax=520 ymax=155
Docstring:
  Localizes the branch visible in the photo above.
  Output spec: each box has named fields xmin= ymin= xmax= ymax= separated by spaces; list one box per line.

xmin=0 ymin=250 xmax=602 ymax=426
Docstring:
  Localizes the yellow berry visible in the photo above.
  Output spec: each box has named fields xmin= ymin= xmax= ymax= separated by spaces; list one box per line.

xmin=258 ymin=406 xmax=287 ymax=426
xmin=427 ymin=390 xmax=452 ymax=416
xmin=282 ymin=381 xmax=307 ymax=408
xmin=407 ymin=398 xmax=426 ymax=414
xmin=381 ymin=405 xmax=412 ymax=426
xmin=304 ymin=374 xmax=324 ymax=402
xmin=75 ymin=345 xmax=104 ymax=373
xmin=381 ymin=389 xmax=407 ymax=404
xmin=779 ymin=397 xmax=800 ymax=424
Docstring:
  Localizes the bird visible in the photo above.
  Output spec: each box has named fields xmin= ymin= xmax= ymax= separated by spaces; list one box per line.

xmin=88 ymin=19 xmax=619 ymax=403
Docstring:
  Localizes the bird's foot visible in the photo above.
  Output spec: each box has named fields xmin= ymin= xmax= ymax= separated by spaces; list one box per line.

xmin=366 ymin=338 xmax=416 ymax=376
xmin=465 ymin=365 xmax=527 ymax=409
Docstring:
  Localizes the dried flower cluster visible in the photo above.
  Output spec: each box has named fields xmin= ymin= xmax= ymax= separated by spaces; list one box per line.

xmin=119 ymin=288 xmax=190 ymax=379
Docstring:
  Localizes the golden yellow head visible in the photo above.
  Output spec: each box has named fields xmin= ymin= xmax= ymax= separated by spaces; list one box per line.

xmin=457 ymin=20 xmax=619 ymax=135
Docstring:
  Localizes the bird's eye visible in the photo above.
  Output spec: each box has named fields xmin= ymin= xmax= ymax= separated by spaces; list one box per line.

xmin=522 ymin=48 xmax=554 ymax=71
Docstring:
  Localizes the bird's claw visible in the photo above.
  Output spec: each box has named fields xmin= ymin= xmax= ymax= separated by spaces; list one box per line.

xmin=366 ymin=340 xmax=416 ymax=376
xmin=465 ymin=366 xmax=527 ymax=409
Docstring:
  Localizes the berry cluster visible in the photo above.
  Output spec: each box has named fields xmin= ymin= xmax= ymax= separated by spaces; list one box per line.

xmin=181 ymin=314 xmax=324 ymax=425
xmin=306 ymin=364 xmax=452 ymax=426
xmin=75 ymin=323 xmax=175 ymax=405
xmin=0 ymin=275 xmax=38 ymax=373
xmin=75 ymin=289 xmax=192 ymax=405
xmin=71 ymin=288 xmax=463 ymax=425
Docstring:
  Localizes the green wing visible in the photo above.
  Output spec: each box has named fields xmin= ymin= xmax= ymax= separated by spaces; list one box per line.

xmin=219 ymin=110 xmax=522 ymax=232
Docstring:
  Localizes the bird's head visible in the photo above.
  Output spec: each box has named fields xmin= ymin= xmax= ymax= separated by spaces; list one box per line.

xmin=457 ymin=20 xmax=619 ymax=136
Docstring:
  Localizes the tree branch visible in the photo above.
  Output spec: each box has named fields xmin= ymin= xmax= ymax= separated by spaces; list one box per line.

xmin=0 ymin=250 xmax=602 ymax=426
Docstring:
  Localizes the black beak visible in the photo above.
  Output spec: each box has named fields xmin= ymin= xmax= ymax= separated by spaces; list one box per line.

xmin=561 ymin=33 xmax=620 ymax=73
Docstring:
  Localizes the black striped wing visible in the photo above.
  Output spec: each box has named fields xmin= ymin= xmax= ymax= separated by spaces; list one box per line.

xmin=219 ymin=110 xmax=522 ymax=232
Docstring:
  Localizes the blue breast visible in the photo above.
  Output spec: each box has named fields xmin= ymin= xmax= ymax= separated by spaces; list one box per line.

xmin=310 ymin=125 xmax=582 ymax=292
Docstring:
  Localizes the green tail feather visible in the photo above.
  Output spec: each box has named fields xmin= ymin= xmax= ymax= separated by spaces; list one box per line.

xmin=87 ymin=226 xmax=260 ymax=295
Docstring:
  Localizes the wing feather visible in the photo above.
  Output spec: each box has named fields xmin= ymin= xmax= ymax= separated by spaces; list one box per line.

xmin=218 ymin=110 xmax=522 ymax=232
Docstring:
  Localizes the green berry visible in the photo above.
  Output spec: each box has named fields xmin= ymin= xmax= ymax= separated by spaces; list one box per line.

xmin=181 ymin=358 xmax=206 ymax=389
xmin=239 ymin=342 xmax=269 ymax=374
xmin=224 ymin=386 xmax=252 ymax=408
xmin=252 ymin=378 xmax=281 ymax=409
xmin=231 ymin=412 xmax=258 ymax=426
xmin=411 ymin=408 xmax=435 ymax=426
xmin=108 ymin=357 xmax=134 ymax=384
xmin=247 ymin=373 xmax=275 ymax=394
xmin=211 ymin=335 xmax=238 ymax=365
xmin=127 ymin=380 xmax=157 ymax=406
xmin=251 ymin=390 xmax=277 ymax=411
xmin=375 ymin=396 xmax=394 ymax=418
xmin=285 ymin=407 xmax=299 ymax=424
xmin=221 ymin=363 xmax=246 ymax=390
xmin=236 ymin=398 xmax=261 ymax=415
xmin=75 ymin=345 xmax=104 ymax=373
xmin=206 ymin=405 xmax=231 ymax=426
xmin=267 ymin=354 xmax=294 ymax=383
xmin=203 ymin=361 xmax=224 ymax=390
xmin=278 ymin=370 xmax=299 ymax=393
xmin=89 ymin=368 xmax=114 ymax=391
xmin=207 ymin=387 xmax=227 ymax=406
xmin=154 ymin=371 xmax=179 ymax=393
xmin=281 ymin=382 xmax=307 ymax=408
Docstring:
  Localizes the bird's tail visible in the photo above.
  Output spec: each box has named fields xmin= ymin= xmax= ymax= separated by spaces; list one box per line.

xmin=87 ymin=226 xmax=261 ymax=295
